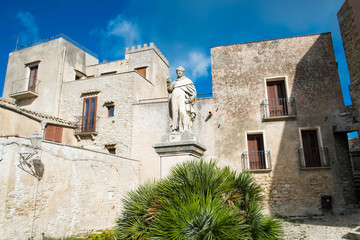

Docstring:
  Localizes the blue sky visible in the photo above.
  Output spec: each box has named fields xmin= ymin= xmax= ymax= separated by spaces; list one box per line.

xmin=0 ymin=0 xmax=350 ymax=103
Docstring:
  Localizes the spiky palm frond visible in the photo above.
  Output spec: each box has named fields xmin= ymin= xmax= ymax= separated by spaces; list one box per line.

xmin=116 ymin=182 xmax=157 ymax=239
xmin=150 ymin=191 xmax=251 ymax=240
xmin=116 ymin=159 xmax=283 ymax=240
xmin=235 ymin=171 xmax=264 ymax=202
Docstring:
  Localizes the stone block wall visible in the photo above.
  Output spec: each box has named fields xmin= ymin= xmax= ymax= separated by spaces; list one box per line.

xmin=210 ymin=33 xmax=353 ymax=215
xmin=59 ymin=73 xmax=136 ymax=157
xmin=2 ymin=38 xmax=99 ymax=117
xmin=338 ymin=0 xmax=360 ymax=83
xmin=338 ymin=0 xmax=360 ymax=122
xmin=131 ymin=97 xmax=214 ymax=183
xmin=0 ymin=137 xmax=140 ymax=239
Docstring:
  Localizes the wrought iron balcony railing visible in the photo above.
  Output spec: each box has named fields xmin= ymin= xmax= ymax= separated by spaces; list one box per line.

xmin=242 ymin=150 xmax=272 ymax=170
xmin=9 ymin=78 xmax=41 ymax=100
xmin=74 ymin=116 xmax=100 ymax=135
xmin=297 ymin=147 xmax=330 ymax=168
xmin=260 ymin=97 xmax=296 ymax=119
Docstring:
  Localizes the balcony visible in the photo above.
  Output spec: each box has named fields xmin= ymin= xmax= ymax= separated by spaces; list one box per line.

xmin=9 ymin=78 xmax=41 ymax=100
xmin=260 ymin=97 xmax=296 ymax=120
xmin=74 ymin=116 xmax=99 ymax=140
xmin=297 ymin=147 xmax=330 ymax=169
xmin=242 ymin=150 xmax=272 ymax=171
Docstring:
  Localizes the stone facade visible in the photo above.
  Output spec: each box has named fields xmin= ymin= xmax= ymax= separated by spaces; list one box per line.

xmin=0 ymin=32 xmax=357 ymax=238
xmin=210 ymin=33 xmax=355 ymax=215
xmin=0 ymin=136 xmax=139 ymax=239
xmin=338 ymin=0 xmax=360 ymax=122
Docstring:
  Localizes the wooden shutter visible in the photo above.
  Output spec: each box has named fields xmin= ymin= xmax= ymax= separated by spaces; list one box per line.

xmin=82 ymin=97 xmax=97 ymax=132
xmin=45 ymin=125 xmax=63 ymax=143
xmin=267 ymin=81 xmax=287 ymax=116
xmin=45 ymin=125 xmax=55 ymax=141
xmin=247 ymin=134 xmax=265 ymax=169
xmin=136 ymin=67 xmax=147 ymax=78
xmin=28 ymin=65 xmax=38 ymax=92
xmin=301 ymin=130 xmax=321 ymax=167
xmin=54 ymin=126 xmax=63 ymax=143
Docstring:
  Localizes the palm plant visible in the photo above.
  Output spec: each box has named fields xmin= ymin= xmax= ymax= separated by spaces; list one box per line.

xmin=116 ymin=159 xmax=282 ymax=240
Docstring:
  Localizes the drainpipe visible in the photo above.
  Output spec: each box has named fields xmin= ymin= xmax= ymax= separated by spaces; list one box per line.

xmin=41 ymin=122 xmax=47 ymax=138
xmin=31 ymin=121 xmax=46 ymax=238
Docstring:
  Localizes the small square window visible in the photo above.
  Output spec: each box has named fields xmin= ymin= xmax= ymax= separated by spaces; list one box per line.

xmin=107 ymin=105 xmax=114 ymax=117
xmin=75 ymin=70 xmax=85 ymax=80
xmin=108 ymin=148 xmax=116 ymax=154
xmin=136 ymin=67 xmax=147 ymax=78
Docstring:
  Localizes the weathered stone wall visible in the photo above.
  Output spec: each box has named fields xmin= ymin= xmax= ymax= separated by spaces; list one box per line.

xmin=0 ymin=107 xmax=42 ymax=138
xmin=338 ymin=0 xmax=360 ymax=122
xmin=126 ymin=44 xmax=169 ymax=99
xmin=85 ymin=60 xmax=128 ymax=77
xmin=59 ymin=73 xmax=136 ymax=157
xmin=211 ymin=33 xmax=353 ymax=215
xmin=2 ymin=38 xmax=98 ymax=117
xmin=349 ymin=137 xmax=360 ymax=171
xmin=2 ymin=39 xmax=64 ymax=116
xmin=0 ymin=136 xmax=140 ymax=239
xmin=333 ymin=132 xmax=357 ymax=204
xmin=338 ymin=0 xmax=360 ymax=83
xmin=131 ymin=97 xmax=214 ymax=183
xmin=0 ymin=102 xmax=77 ymax=146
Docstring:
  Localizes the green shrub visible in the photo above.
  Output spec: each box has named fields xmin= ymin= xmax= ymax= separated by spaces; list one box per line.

xmin=86 ymin=229 xmax=117 ymax=240
xmin=116 ymin=159 xmax=283 ymax=240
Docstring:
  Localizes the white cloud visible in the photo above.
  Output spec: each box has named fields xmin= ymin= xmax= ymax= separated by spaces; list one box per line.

xmin=170 ymin=50 xmax=210 ymax=81
xmin=91 ymin=14 xmax=141 ymax=59
xmin=188 ymin=51 xmax=210 ymax=79
xmin=16 ymin=11 xmax=39 ymax=44
xmin=107 ymin=15 xmax=140 ymax=47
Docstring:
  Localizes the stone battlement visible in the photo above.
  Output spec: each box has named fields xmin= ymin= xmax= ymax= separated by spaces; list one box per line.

xmin=126 ymin=43 xmax=169 ymax=66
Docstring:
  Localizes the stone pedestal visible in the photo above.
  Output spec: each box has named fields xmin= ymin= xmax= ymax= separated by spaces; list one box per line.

xmin=153 ymin=132 xmax=206 ymax=177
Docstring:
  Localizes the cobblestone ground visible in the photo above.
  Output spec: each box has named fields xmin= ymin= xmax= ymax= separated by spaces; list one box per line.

xmin=281 ymin=208 xmax=360 ymax=240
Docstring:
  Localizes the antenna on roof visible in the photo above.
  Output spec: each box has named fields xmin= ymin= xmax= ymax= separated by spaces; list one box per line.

xmin=8 ymin=36 xmax=19 ymax=51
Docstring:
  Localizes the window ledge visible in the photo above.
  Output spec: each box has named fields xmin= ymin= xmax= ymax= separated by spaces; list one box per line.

xmin=247 ymin=169 xmax=272 ymax=173
xmin=9 ymin=91 xmax=38 ymax=100
xmin=75 ymin=132 xmax=98 ymax=141
xmin=299 ymin=166 xmax=331 ymax=170
xmin=262 ymin=115 xmax=297 ymax=121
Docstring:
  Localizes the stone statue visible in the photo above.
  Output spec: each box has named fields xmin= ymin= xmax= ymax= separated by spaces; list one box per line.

xmin=167 ymin=66 xmax=196 ymax=133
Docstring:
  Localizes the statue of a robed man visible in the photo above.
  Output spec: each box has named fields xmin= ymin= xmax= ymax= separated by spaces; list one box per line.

xmin=167 ymin=66 xmax=196 ymax=133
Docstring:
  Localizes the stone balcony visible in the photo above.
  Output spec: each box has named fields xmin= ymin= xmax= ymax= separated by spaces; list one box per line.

xmin=9 ymin=78 xmax=41 ymax=100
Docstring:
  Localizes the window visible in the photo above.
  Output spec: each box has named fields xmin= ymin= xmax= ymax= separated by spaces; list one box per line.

xmin=266 ymin=80 xmax=287 ymax=117
xmin=45 ymin=124 xmax=63 ymax=143
xmin=261 ymin=77 xmax=296 ymax=120
xmin=75 ymin=71 xmax=85 ymax=80
xmin=101 ymin=71 xmax=117 ymax=76
xmin=301 ymin=130 xmax=321 ymax=167
xmin=136 ymin=67 xmax=147 ymax=78
xmin=107 ymin=105 xmax=114 ymax=117
xmin=108 ymin=148 xmax=116 ymax=154
xmin=82 ymin=97 xmax=97 ymax=132
xmin=247 ymin=134 xmax=267 ymax=169
xmin=28 ymin=65 xmax=38 ymax=92
xmin=105 ymin=143 xmax=116 ymax=154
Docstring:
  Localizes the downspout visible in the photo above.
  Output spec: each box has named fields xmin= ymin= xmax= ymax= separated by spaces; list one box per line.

xmin=57 ymin=45 xmax=67 ymax=117
xmin=31 ymin=122 xmax=46 ymax=238
xmin=41 ymin=122 xmax=48 ymax=138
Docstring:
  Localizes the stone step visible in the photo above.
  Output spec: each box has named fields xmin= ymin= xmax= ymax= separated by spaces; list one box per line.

xmin=345 ymin=226 xmax=360 ymax=240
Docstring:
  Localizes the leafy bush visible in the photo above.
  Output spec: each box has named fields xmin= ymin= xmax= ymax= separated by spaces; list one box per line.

xmin=116 ymin=159 xmax=283 ymax=239
xmin=86 ymin=229 xmax=117 ymax=240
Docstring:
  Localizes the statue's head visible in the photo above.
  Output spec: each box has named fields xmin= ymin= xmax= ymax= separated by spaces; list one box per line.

xmin=176 ymin=66 xmax=185 ymax=78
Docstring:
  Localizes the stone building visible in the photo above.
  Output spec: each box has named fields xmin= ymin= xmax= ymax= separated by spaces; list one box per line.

xmin=338 ymin=0 xmax=360 ymax=199
xmin=0 ymin=32 xmax=357 ymax=238
xmin=338 ymin=0 xmax=360 ymax=123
